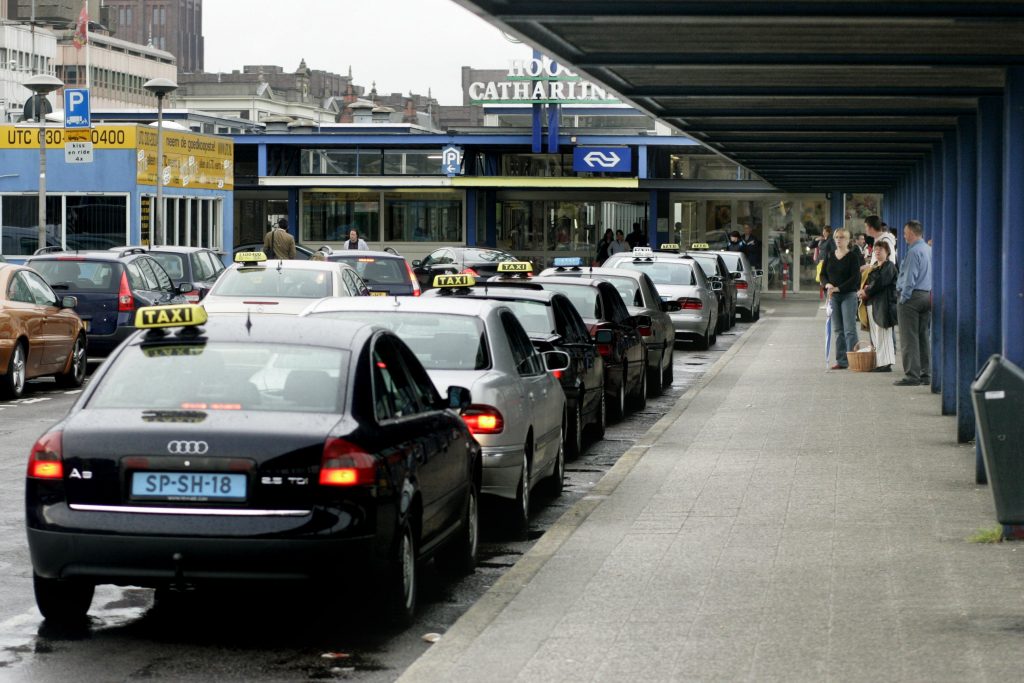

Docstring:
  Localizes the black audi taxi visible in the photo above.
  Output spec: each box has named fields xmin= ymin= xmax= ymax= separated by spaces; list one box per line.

xmin=25 ymin=304 xmax=480 ymax=625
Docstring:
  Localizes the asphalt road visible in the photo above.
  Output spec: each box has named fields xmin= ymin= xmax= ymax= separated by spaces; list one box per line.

xmin=0 ymin=323 xmax=748 ymax=682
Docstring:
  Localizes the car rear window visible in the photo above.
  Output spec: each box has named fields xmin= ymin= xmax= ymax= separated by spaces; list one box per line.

xmin=719 ymin=253 xmax=744 ymax=271
xmin=331 ymin=255 xmax=407 ymax=285
xmin=689 ymin=256 xmax=718 ymax=277
xmin=318 ymin=311 xmax=489 ymax=370
xmin=613 ymin=262 xmax=694 ymax=287
xmin=31 ymin=259 xmax=117 ymax=291
xmin=88 ymin=342 xmax=349 ymax=413
xmin=212 ymin=267 xmax=333 ymax=298
xmin=149 ymin=253 xmax=185 ymax=280
xmin=535 ymin=283 xmax=602 ymax=321
xmin=493 ymin=300 xmax=555 ymax=336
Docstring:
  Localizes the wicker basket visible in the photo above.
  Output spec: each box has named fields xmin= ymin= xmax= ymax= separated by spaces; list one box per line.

xmin=848 ymin=341 xmax=877 ymax=372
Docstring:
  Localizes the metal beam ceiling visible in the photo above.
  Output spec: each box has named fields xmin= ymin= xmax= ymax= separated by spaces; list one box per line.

xmin=454 ymin=0 xmax=1023 ymax=190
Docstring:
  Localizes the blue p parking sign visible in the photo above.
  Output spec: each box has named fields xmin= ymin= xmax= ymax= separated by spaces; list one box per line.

xmin=64 ymin=88 xmax=91 ymax=129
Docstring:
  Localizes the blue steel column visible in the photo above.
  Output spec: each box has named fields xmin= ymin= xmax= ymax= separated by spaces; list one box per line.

xmin=648 ymin=190 xmax=658 ymax=247
xmin=1003 ymin=68 xmax=1024 ymax=366
xmin=287 ymin=188 xmax=298 ymax=240
xmin=940 ymin=131 xmax=958 ymax=413
xmin=484 ymin=190 xmax=497 ymax=248
xmin=976 ymin=96 xmax=1003 ymax=482
xmin=929 ymin=147 xmax=942 ymax=391
xmin=830 ymin=192 xmax=844 ymax=228
xmin=956 ymin=116 xmax=977 ymax=442
xmin=465 ymin=188 xmax=478 ymax=247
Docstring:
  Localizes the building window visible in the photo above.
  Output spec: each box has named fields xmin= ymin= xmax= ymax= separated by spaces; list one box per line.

xmin=0 ymin=196 xmax=63 ymax=255
xmin=383 ymin=192 xmax=462 ymax=242
xmin=301 ymin=191 xmax=380 ymax=242
xmin=382 ymin=150 xmax=445 ymax=175
xmin=0 ymin=194 xmax=130 ymax=256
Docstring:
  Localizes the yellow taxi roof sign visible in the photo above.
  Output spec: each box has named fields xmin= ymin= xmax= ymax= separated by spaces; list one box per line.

xmin=135 ymin=304 xmax=208 ymax=329
xmin=234 ymin=251 xmax=267 ymax=263
xmin=690 ymin=242 xmax=711 ymax=250
xmin=497 ymin=261 xmax=533 ymax=273
xmin=433 ymin=273 xmax=476 ymax=289
xmin=660 ymin=243 xmax=680 ymax=251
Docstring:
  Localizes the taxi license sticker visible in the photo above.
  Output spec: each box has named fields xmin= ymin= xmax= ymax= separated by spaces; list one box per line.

xmin=369 ymin=291 xmax=388 ymax=297
xmin=141 ymin=345 xmax=206 ymax=358
xmin=135 ymin=304 xmax=208 ymax=329
xmin=433 ymin=274 xmax=476 ymax=288
xmin=690 ymin=242 xmax=711 ymax=250
xmin=660 ymin=243 xmax=680 ymax=251
xmin=632 ymin=247 xmax=653 ymax=256
xmin=497 ymin=261 xmax=533 ymax=273
xmin=234 ymin=251 xmax=267 ymax=263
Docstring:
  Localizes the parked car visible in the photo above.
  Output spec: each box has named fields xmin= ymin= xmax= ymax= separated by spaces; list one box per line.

xmin=326 ymin=249 xmax=421 ymax=296
xmin=713 ymin=249 xmax=763 ymax=321
xmin=0 ymin=263 xmax=87 ymax=398
xmin=26 ymin=248 xmax=191 ymax=357
xmin=680 ymin=246 xmax=737 ymax=333
xmin=411 ymin=247 xmax=520 ymax=290
xmin=108 ymin=246 xmax=226 ymax=303
xmin=25 ymin=303 xmax=480 ymax=626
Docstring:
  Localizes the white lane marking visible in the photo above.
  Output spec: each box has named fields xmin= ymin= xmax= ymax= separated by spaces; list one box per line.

xmin=63 ymin=390 xmax=82 ymax=395
xmin=13 ymin=398 xmax=52 ymax=405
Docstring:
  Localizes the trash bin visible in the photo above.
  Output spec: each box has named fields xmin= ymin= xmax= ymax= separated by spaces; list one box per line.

xmin=971 ymin=354 xmax=1024 ymax=524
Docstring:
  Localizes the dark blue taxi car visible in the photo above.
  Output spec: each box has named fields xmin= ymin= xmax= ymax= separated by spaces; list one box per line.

xmin=25 ymin=304 xmax=481 ymax=625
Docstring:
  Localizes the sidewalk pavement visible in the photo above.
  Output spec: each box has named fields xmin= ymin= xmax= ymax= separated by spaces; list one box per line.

xmin=400 ymin=294 xmax=1024 ymax=683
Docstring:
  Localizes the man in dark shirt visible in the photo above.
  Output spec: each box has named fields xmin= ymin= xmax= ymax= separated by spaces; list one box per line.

xmin=740 ymin=223 xmax=761 ymax=269
xmin=625 ymin=222 xmax=648 ymax=249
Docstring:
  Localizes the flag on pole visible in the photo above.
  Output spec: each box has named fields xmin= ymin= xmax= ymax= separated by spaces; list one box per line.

xmin=72 ymin=2 xmax=89 ymax=49
xmin=824 ymin=292 xmax=834 ymax=369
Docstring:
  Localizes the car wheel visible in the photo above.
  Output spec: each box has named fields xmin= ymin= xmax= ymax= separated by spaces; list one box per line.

xmin=729 ymin=304 xmax=737 ymax=328
xmin=33 ymin=573 xmax=94 ymax=624
xmin=508 ymin=449 xmax=531 ymax=535
xmin=631 ymin=358 xmax=648 ymax=410
xmin=385 ymin=521 xmax=417 ymax=625
xmin=753 ymin=304 xmax=761 ymax=321
xmin=609 ymin=364 xmax=628 ymax=422
xmin=1 ymin=342 xmax=27 ymax=400
xmin=567 ymin=394 xmax=584 ymax=458
xmin=647 ymin=349 xmax=664 ymax=398
xmin=740 ymin=308 xmax=752 ymax=322
xmin=591 ymin=390 xmax=606 ymax=440
xmin=695 ymin=325 xmax=710 ymax=351
xmin=709 ymin=326 xmax=717 ymax=346
xmin=548 ymin=423 xmax=565 ymax=495
xmin=55 ymin=335 xmax=87 ymax=388
xmin=440 ymin=481 xmax=479 ymax=575
xmin=662 ymin=346 xmax=674 ymax=385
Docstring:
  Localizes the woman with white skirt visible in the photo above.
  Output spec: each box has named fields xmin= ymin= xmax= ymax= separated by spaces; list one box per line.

xmin=859 ymin=241 xmax=899 ymax=372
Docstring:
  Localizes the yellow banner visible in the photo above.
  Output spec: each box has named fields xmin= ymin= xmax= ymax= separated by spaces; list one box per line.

xmin=0 ymin=124 xmax=233 ymax=191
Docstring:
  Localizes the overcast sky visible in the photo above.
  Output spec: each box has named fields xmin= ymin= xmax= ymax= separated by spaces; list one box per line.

xmin=203 ymin=0 xmax=534 ymax=105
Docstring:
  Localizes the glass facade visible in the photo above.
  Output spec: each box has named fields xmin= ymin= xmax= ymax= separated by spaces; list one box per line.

xmin=383 ymin=192 xmax=461 ymax=242
xmin=0 ymin=194 xmax=128 ymax=255
xmin=300 ymin=149 xmax=445 ymax=176
xmin=302 ymin=191 xmax=381 ymax=242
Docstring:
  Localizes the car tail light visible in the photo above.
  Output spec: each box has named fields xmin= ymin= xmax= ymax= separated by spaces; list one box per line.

xmin=183 ymin=290 xmax=201 ymax=304
xmin=28 ymin=431 xmax=63 ymax=479
xmin=461 ymin=405 xmax=504 ymax=434
xmin=679 ymin=297 xmax=703 ymax=310
xmin=735 ymin=280 xmax=749 ymax=290
xmin=462 ymin=267 xmax=479 ymax=277
xmin=637 ymin=324 xmax=653 ymax=336
xmin=405 ymin=260 xmax=421 ymax=296
xmin=118 ymin=272 xmax=135 ymax=312
xmin=551 ymin=369 xmax=563 ymax=379
xmin=319 ymin=438 xmax=376 ymax=486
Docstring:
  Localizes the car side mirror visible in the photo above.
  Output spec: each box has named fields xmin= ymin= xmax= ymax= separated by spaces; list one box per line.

xmin=711 ymin=281 xmax=723 ymax=291
xmin=446 ymin=385 xmax=472 ymax=411
xmin=631 ymin=314 xmax=653 ymax=329
xmin=177 ymin=283 xmax=194 ymax=294
xmin=662 ymin=300 xmax=681 ymax=312
xmin=731 ymin=271 xmax=742 ymax=280
xmin=411 ymin=259 xmax=422 ymax=268
xmin=754 ymin=269 xmax=764 ymax=278
xmin=543 ymin=350 xmax=571 ymax=372
xmin=61 ymin=295 xmax=78 ymax=309
xmin=594 ymin=329 xmax=614 ymax=344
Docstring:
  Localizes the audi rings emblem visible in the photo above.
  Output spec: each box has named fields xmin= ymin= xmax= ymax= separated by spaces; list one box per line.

xmin=167 ymin=440 xmax=209 ymax=455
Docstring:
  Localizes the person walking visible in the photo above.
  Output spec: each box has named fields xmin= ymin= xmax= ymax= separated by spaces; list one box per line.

xmin=821 ymin=228 xmax=864 ymax=369
xmin=595 ymin=228 xmax=614 ymax=265
xmin=894 ymin=220 xmax=932 ymax=386
xmin=608 ymin=229 xmax=629 ymax=256
xmin=345 ymin=229 xmax=369 ymax=250
xmin=740 ymin=223 xmax=762 ymax=269
xmin=859 ymin=241 xmax=898 ymax=372
xmin=263 ymin=218 xmax=297 ymax=260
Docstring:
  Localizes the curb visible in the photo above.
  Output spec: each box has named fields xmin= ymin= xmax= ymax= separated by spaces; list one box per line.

xmin=397 ymin=321 xmax=764 ymax=683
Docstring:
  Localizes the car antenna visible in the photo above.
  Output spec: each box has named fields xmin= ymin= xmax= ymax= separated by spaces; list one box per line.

xmin=245 ymin=309 xmax=253 ymax=334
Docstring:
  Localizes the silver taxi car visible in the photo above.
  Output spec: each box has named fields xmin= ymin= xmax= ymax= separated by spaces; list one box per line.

xmin=536 ymin=257 xmax=676 ymax=396
xmin=302 ymin=274 xmax=569 ymax=533
xmin=605 ymin=247 xmax=721 ymax=350
xmin=202 ymin=251 xmax=368 ymax=316
xmin=713 ymin=249 xmax=763 ymax=321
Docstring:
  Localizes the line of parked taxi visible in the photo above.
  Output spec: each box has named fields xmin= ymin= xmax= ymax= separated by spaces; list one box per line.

xmin=14 ymin=242 xmax=760 ymax=627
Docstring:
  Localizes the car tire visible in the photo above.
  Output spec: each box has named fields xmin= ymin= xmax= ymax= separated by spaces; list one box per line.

xmin=547 ymin=423 xmax=565 ymax=496
xmin=695 ymin=324 xmax=711 ymax=351
xmin=753 ymin=303 xmax=761 ymax=321
xmin=709 ymin=327 xmax=717 ymax=346
xmin=662 ymin=347 xmax=674 ymax=386
xmin=740 ymin=308 xmax=752 ymax=322
xmin=384 ymin=521 xmax=418 ymax=626
xmin=609 ymin=364 xmax=628 ymax=422
xmin=631 ymin=358 xmax=648 ymax=411
xmin=646 ymin=349 xmax=663 ymax=398
xmin=567 ymin=393 xmax=584 ymax=459
xmin=55 ymin=335 xmax=87 ymax=388
xmin=1 ymin=341 xmax=27 ymax=400
xmin=33 ymin=573 xmax=94 ymax=624
xmin=591 ymin=390 xmax=606 ymax=441
xmin=440 ymin=481 xmax=479 ymax=575
xmin=508 ymin=449 xmax=531 ymax=536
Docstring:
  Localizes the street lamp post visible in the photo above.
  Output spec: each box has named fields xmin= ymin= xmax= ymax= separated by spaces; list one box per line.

xmin=142 ymin=78 xmax=178 ymax=246
xmin=24 ymin=74 xmax=63 ymax=253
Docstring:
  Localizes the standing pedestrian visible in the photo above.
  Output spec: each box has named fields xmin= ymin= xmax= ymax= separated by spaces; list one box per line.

xmin=894 ymin=220 xmax=932 ymax=386
xmin=263 ymin=218 xmax=296 ymax=260
xmin=862 ymin=215 xmax=896 ymax=271
xmin=626 ymin=222 xmax=648 ymax=249
xmin=821 ymin=228 xmax=864 ymax=370
xmin=740 ymin=223 xmax=761 ymax=269
xmin=608 ymin=229 xmax=629 ymax=256
xmin=726 ymin=230 xmax=744 ymax=252
xmin=345 ymin=229 xmax=369 ymax=250
xmin=595 ymin=228 xmax=614 ymax=265
xmin=859 ymin=241 xmax=898 ymax=372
